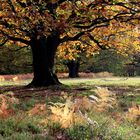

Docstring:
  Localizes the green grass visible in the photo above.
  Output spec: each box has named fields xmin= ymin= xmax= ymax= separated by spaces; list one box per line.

xmin=61 ymin=77 xmax=140 ymax=87
xmin=1 ymin=77 xmax=140 ymax=87
xmin=0 ymin=80 xmax=31 ymax=86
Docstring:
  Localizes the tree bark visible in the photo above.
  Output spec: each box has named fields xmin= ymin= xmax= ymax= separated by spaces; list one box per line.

xmin=67 ymin=60 xmax=80 ymax=78
xmin=29 ymin=33 xmax=61 ymax=87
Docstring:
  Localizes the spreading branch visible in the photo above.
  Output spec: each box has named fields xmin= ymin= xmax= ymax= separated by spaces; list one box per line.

xmin=0 ymin=39 xmax=8 ymax=46
xmin=60 ymin=32 xmax=85 ymax=43
xmin=7 ymin=45 xmax=29 ymax=52
xmin=60 ymin=22 xmax=109 ymax=43
xmin=87 ymin=33 xmax=106 ymax=50
xmin=0 ymin=30 xmax=30 ymax=45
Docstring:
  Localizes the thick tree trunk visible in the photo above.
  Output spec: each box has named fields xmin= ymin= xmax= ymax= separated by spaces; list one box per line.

xmin=67 ymin=60 xmax=80 ymax=78
xmin=29 ymin=33 xmax=61 ymax=87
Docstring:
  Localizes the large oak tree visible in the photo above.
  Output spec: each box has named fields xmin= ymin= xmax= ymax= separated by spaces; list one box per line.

xmin=0 ymin=0 xmax=140 ymax=87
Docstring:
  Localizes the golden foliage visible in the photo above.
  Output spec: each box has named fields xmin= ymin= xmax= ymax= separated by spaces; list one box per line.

xmin=75 ymin=96 xmax=95 ymax=111
xmin=93 ymin=20 xmax=140 ymax=56
xmin=25 ymin=87 xmax=116 ymax=128
xmin=24 ymin=87 xmax=117 ymax=128
xmin=41 ymin=99 xmax=87 ymax=128
xmin=1 ymin=0 xmax=140 ymax=57
xmin=26 ymin=87 xmax=116 ymax=129
xmin=40 ymin=87 xmax=117 ymax=128
xmin=88 ymin=87 xmax=117 ymax=112
xmin=58 ymin=40 xmax=98 ymax=61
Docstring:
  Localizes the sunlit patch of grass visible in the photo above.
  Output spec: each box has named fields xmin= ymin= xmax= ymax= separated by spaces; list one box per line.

xmin=1 ymin=77 xmax=140 ymax=87
xmin=0 ymin=79 xmax=31 ymax=86
xmin=60 ymin=77 xmax=140 ymax=87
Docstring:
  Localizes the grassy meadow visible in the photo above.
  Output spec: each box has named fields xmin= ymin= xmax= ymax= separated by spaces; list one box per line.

xmin=1 ymin=77 xmax=140 ymax=87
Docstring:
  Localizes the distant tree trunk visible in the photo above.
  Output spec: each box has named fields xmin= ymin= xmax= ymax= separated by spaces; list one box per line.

xmin=67 ymin=60 xmax=80 ymax=78
xmin=29 ymin=32 xmax=61 ymax=87
xmin=125 ymin=64 xmax=135 ymax=77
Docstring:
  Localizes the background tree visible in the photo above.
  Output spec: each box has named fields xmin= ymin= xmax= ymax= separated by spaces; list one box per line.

xmin=0 ymin=44 xmax=32 ymax=74
xmin=57 ymin=23 xmax=140 ymax=77
xmin=0 ymin=0 xmax=140 ymax=87
xmin=88 ymin=49 xmax=128 ymax=76
xmin=133 ymin=53 xmax=140 ymax=75
xmin=57 ymin=40 xmax=98 ymax=78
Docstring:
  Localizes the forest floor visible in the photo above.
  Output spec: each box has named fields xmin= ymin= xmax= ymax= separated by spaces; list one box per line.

xmin=0 ymin=73 xmax=140 ymax=140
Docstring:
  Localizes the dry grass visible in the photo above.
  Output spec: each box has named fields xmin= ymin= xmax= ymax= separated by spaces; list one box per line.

xmin=0 ymin=93 xmax=19 ymax=118
xmin=27 ymin=87 xmax=117 ymax=128
xmin=58 ymin=72 xmax=113 ymax=78
xmin=28 ymin=103 xmax=47 ymax=116
xmin=127 ymin=105 xmax=140 ymax=124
